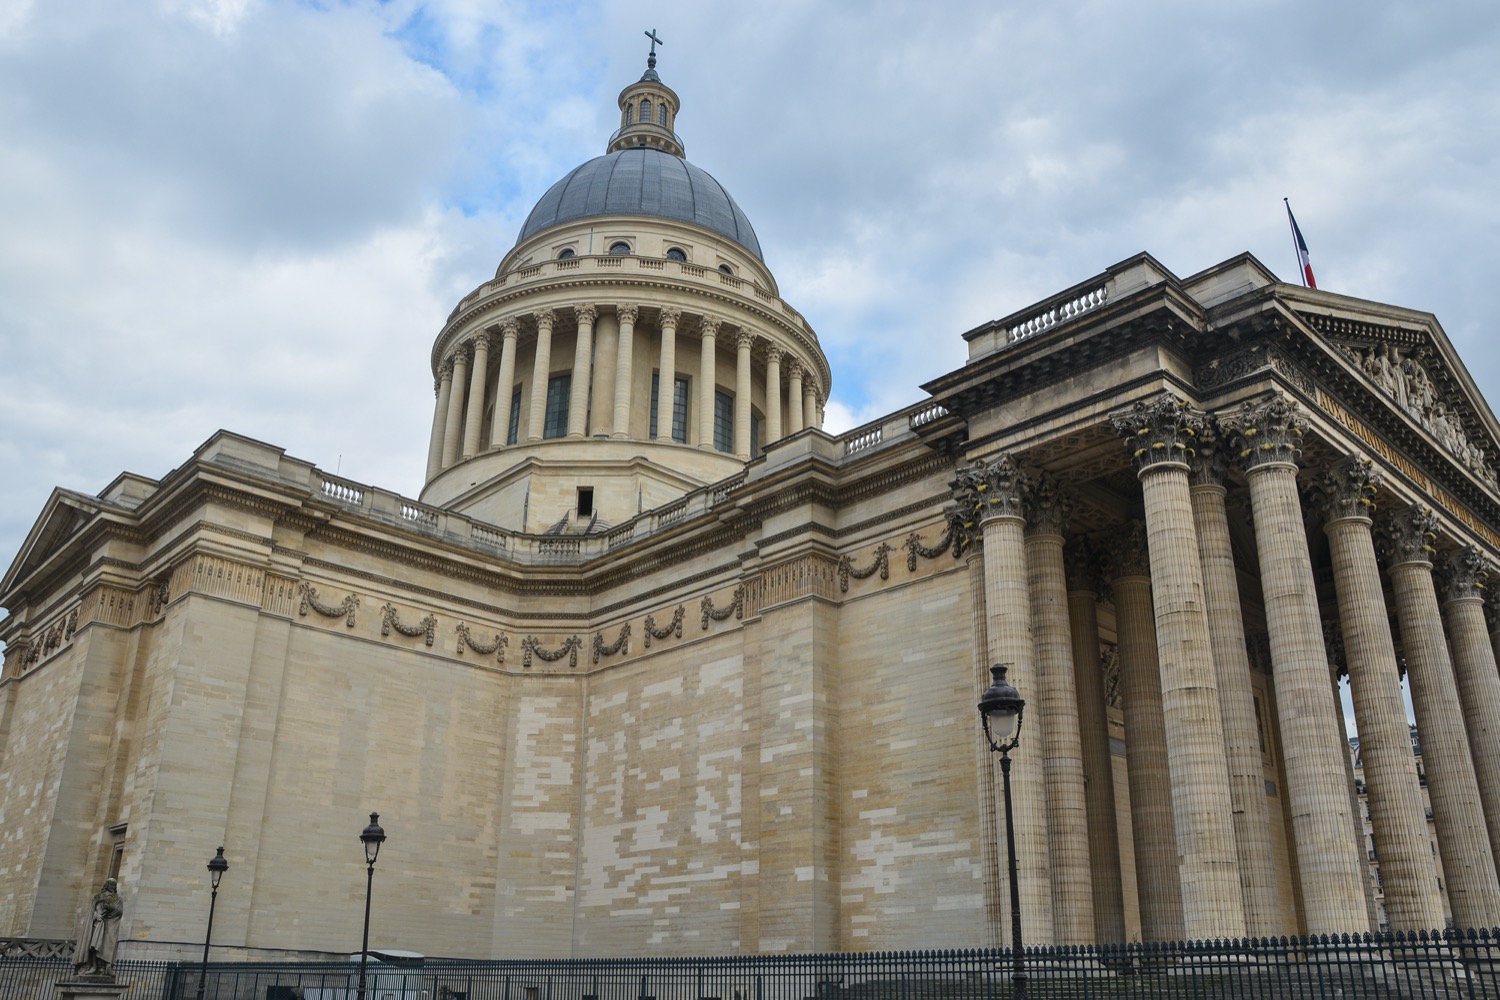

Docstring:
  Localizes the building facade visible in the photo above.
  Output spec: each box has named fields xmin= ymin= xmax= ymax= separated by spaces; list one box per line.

xmin=5 ymin=55 xmax=1500 ymax=961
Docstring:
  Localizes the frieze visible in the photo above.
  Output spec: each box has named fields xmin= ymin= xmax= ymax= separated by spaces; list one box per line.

xmin=380 ymin=603 xmax=436 ymax=645
xmin=455 ymin=622 xmax=508 ymax=661
xmin=1196 ymin=342 xmax=1316 ymax=395
xmin=261 ymin=575 xmax=301 ymax=618
xmin=299 ymin=582 xmax=359 ymax=627
xmin=521 ymin=634 xmax=582 ymax=670
xmin=592 ymin=623 xmax=632 ymax=663
xmin=701 ymin=586 xmax=745 ymax=629
xmin=758 ymin=555 xmax=838 ymax=607
xmin=643 ymin=605 xmax=685 ymax=647
xmin=837 ymin=542 xmax=891 ymax=593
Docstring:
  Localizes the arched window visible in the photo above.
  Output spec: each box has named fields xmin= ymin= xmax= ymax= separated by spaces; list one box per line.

xmin=557 ymin=248 xmax=575 ymax=259
xmin=718 ymin=263 xmax=734 ymax=275
xmin=609 ymin=241 xmax=631 ymax=256
xmin=658 ymin=105 xmax=668 ymax=126
xmin=625 ymin=103 xmax=633 ymax=124
xmin=666 ymin=247 xmax=687 ymax=262
xmin=640 ymin=98 xmax=652 ymax=123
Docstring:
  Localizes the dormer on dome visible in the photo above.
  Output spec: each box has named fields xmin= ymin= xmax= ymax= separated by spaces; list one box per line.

xmin=607 ymin=31 xmax=684 ymax=158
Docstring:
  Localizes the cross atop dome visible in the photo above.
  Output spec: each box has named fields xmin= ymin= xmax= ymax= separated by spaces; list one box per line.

xmin=608 ymin=31 xmax=684 ymax=158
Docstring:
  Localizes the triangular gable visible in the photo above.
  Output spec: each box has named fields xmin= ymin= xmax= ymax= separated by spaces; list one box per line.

xmin=0 ymin=489 xmax=104 ymax=600
xmin=1291 ymin=295 xmax=1500 ymax=493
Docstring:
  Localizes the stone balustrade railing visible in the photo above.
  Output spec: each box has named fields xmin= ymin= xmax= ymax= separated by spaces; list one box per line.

xmin=838 ymin=399 xmax=952 ymax=458
xmin=1005 ymin=284 xmax=1109 ymax=345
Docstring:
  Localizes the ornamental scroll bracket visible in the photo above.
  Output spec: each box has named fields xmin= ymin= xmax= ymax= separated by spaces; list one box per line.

xmin=593 ymin=623 xmax=633 ymax=664
xmin=522 ymin=635 xmax=583 ymax=670
xmin=643 ymin=606 xmax=685 ymax=647
xmin=455 ymin=622 xmax=507 ymax=662
xmin=701 ymin=586 xmax=745 ymax=630
xmin=838 ymin=542 xmax=892 ymax=593
xmin=381 ymin=603 xmax=436 ymax=646
xmin=299 ymin=582 xmax=359 ymax=627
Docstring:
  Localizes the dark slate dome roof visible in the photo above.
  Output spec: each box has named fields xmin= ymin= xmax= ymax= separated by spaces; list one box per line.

xmin=517 ymin=147 xmax=763 ymax=261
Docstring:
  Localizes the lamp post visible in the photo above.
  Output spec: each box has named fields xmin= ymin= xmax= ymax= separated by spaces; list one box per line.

xmin=196 ymin=846 xmax=228 ymax=1000
xmin=357 ymin=813 xmax=387 ymax=1000
xmin=978 ymin=663 xmax=1027 ymax=1000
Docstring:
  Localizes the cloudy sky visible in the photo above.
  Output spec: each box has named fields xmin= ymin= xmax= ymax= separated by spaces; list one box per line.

xmin=3 ymin=0 xmax=1499 ymax=592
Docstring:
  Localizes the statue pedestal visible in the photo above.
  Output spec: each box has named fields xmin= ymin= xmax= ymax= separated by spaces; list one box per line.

xmin=56 ymin=977 xmax=130 ymax=1000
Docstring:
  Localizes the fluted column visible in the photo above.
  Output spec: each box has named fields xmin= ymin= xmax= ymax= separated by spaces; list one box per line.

xmin=1221 ymin=395 xmax=1368 ymax=935
xmin=765 ymin=347 xmax=783 ymax=444
xmin=1314 ymin=457 xmax=1443 ymax=931
xmin=568 ymin=305 xmax=596 ymax=438
xmin=785 ymin=361 xmax=804 ymax=436
xmin=442 ymin=343 xmax=470 ymax=467
xmin=696 ymin=315 xmax=720 ymax=448
xmin=426 ymin=362 xmax=453 ymax=481
xmin=654 ymin=307 xmax=680 ymax=442
xmin=612 ymin=304 xmax=637 ymax=438
xmin=490 ymin=319 xmax=519 ymax=448
xmin=1486 ymin=599 xmax=1500 ymax=680
xmin=462 ymin=332 xmax=491 ymax=459
xmin=1106 ymin=522 xmax=1184 ymax=942
xmin=803 ymin=379 xmax=818 ymax=431
xmin=734 ymin=331 xmax=753 ymax=459
xmin=953 ymin=456 xmax=1053 ymax=945
xmin=1064 ymin=539 xmax=1126 ymax=944
xmin=1189 ymin=431 xmax=1282 ymax=937
xmin=1441 ymin=547 xmax=1500 ymax=870
xmin=1386 ymin=507 xmax=1500 ymax=929
xmin=1111 ymin=396 xmax=1244 ymax=940
xmin=1021 ymin=473 xmax=1093 ymax=944
xmin=526 ymin=310 xmax=555 ymax=442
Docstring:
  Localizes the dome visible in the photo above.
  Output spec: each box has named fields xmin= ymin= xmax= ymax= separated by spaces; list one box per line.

xmin=517 ymin=147 xmax=764 ymax=261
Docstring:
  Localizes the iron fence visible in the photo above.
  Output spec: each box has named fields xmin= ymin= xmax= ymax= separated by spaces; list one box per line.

xmin=4 ymin=930 xmax=1500 ymax=1000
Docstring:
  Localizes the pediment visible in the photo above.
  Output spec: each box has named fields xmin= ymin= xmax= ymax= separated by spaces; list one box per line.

xmin=0 ymin=489 xmax=103 ymax=601
xmin=1296 ymin=306 xmax=1500 ymax=492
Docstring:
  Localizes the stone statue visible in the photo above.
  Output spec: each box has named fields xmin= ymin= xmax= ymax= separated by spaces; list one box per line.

xmin=72 ymin=878 xmax=123 ymax=979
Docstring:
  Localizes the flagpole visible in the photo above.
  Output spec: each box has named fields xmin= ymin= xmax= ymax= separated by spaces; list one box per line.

xmin=1283 ymin=198 xmax=1305 ymax=288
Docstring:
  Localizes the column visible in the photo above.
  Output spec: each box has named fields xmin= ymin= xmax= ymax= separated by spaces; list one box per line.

xmin=765 ymin=347 xmax=783 ymax=444
xmin=655 ymin=307 xmax=680 ymax=442
xmin=696 ymin=315 xmax=720 ymax=448
xmin=1112 ymin=397 xmax=1245 ymax=940
xmin=1486 ymin=598 xmax=1500 ymax=678
xmin=1220 ymin=395 xmax=1369 ymax=934
xmin=611 ymin=304 xmax=638 ymax=438
xmin=1189 ymin=433 xmax=1282 ymax=937
xmin=1105 ymin=522 xmax=1184 ymax=942
xmin=441 ymin=343 xmax=469 ymax=468
xmin=952 ymin=455 xmax=1053 ymax=945
xmin=1386 ymin=506 xmax=1500 ymax=929
xmin=734 ymin=330 xmax=753 ymax=460
xmin=526 ymin=309 xmax=555 ymax=442
xmin=568 ymin=305 xmax=596 ymax=438
xmin=785 ymin=361 xmax=804 ymax=436
xmin=803 ymin=379 xmax=818 ymax=431
xmin=489 ymin=318 xmax=519 ymax=448
xmin=1021 ymin=472 xmax=1093 ymax=945
xmin=1064 ymin=538 xmax=1126 ymax=944
xmin=462 ymin=332 xmax=491 ymax=458
xmin=425 ymin=362 xmax=452 ymax=481
xmin=1441 ymin=546 xmax=1500 ymax=870
xmin=1315 ymin=457 xmax=1443 ymax=932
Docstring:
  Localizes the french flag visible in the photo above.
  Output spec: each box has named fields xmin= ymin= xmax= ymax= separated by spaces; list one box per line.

xmin=1284 ymin=198 xmax=1317 ymax=289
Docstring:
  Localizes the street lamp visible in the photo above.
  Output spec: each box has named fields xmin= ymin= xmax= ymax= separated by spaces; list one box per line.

xmin=197 ymin=846 xmax=228 ymax=1000
xmin=978 ymin=664 xmax=1027 ymax=1000
xmin=357 ymin=812 xmax=387 ymax=1000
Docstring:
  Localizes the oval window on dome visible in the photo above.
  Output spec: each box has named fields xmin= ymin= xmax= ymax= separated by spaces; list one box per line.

xmin=557 ymin=248 xmax=575 ymax=259
xmin=609 ymin=242 xmax=632 ymax=256
xmin=666 ymin=247 xmax=687 ymax=262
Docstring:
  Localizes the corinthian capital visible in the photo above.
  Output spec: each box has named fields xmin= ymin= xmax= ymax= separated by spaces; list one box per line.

xmin=574 ymin=304 xmax=598 ymax=326
xmin=657 ymin=306 xmax=680 ymax=328
xmin=1438 ymin=545 xmax=1490 ymax=602
xmin=785 ymin=359 xmax=804 ymax=379
xmin=533 ymin=308 xmax=555 ymax=331
xmin=1187 ymin=418 xmax=1229 ymax=488
xmin=1220 ymin=394 xmax=1305 ymax=471
xmin=1380 ymin=505 xmax=1439 ymax=568
xmin=951 ymin=454 xmax=1025 ymax=526
xmin=439 ymin=357 xmax=455 ymax=380
xmin=616 ymin=304 xmax=639 ymax=325
xmin=765 ymin=345 xmax=783 ymax=365
xmin=1022 ymin=469 xmax=1077 ymax=537
xmin=736 ymin=330 xmax=756 ymax=351
xmin=1111 ymin=395 xmax=1204 ymax=473
xmin=1104 ymin=521 xmax=1151 ymax=578
xmin=698 ymin=314 xmax=720 ymax=338
xmin=1310 ymin=455 xmax=1382 ymax=525
xmin=499 ymin=317 xmax=520 ymax=340
xmin=1064 ymin=536 xmax=1102 ymax=592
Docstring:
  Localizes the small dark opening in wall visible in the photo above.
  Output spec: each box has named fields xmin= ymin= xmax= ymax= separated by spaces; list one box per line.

xmin=577 ymin=487 xmax=594 ymax=518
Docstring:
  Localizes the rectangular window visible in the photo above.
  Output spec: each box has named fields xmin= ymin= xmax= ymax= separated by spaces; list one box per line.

xmin=751 ymin=412 xmax=761 ymax=459
xmin=714 ymin=390 xmax=734 ymax=453
xmin=649 ymin=373 xmax=690 ymax=443
xmin=543 ymin=374 xmax=571 ymax=439
xmin=577 ymin=487 xmax=594 ymax=518
xmin=507 ymin=388 xmax=522 ymax=445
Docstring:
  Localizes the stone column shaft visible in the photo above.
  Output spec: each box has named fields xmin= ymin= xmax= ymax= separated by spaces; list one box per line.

xmin=527 ymin=311 xmax=555 ymax=442
xmin=1441 ymin=549 xmax=1500 ymax=872
xmin=441 ymin=347 xmax=469 ymax=467
xmin=765 ymin=347 xmax=782 ymax=444
xmin=490 ymin=322 xmax=519 ymax=448
xmin=697 ymin=317 xmax=718 ymax=448
xmin=1191 ymin=477 xmax=1282 ymax=936
xmin=655 ymin=308 xmax=679 ymax=442
xmin=786 ymin=364 xmax=803 ymax=436
xmin=1064 ymin=546 xmax=1126 ymax=944
xmin=568 ymin=306 xmax=595 ymax=438
xmin=590 ymin=314 xmax=618 ymax=436
xmin=426 ymin=367 xmax=451 ymax=481
xmin=803 ymin=381 xmax=818 ymax=431
xmin=734 ymin=331 xmax=753 ymax=459
xmin=612 ymin=305 xmax=637 ymax=438
xmin=462 ymin=334 xmax=490 ymax=458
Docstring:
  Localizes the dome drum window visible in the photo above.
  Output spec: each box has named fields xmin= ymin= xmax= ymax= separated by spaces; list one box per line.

xmin=608 ymin=242 xmax=632 ymax=256
xmin=557 ymin=248 xmax=576 ymax=259
xmin=666 ymin=247 xmax=687 ymax=262
xmin=718 ymin=263 xmax=734 ymax=275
